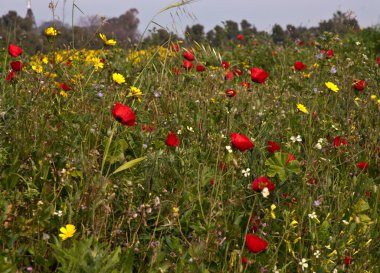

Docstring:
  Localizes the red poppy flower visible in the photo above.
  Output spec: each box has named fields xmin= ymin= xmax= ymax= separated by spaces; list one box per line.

xmin=297 ymin=40 xmax=304 ymax=46
xmin=6 ymin=70 xmax=16 ymax=81
xmin=230 ymin=132 xmax=254 ymax=152
xmin=321 ymin=49 xmax=334 ymax=59
xmin=357 ymin=161 xmax=369 ymax=170
xmin=377 ymin=58 xmax=380 ymax=65
xmin=333 ymin=136 xmax=347 ymax=147
xmin=224 ymin=71 xmax=234 ymax=81
xmin=111 ymin=103 xmax=136 ymax=126
xmin=170 ymin=42 xmax=180 ymax=52
xmin=245 ymin=234 xmax=268 ymax=253
xmin=221 ymin=61 xmax=230 ymax=69
xmin=166 ymin=131 xmax=180 ymax=147
xmin=183 ymin=49 xmax=194 ymax=61
xmin=59 ymin=83 xmax=71 ymax=91
xmin=237 ymin=34 xmax=244 ymax=41
xmin=196 ymin=64 xmax=205 ymax=72
xmin=267 ymin=141 xmax=280 ymax=153
xmin=172 ymin=67 xmax=181 ymax=75
xmin=353 ymin=80 xmax=368 ymax=91
xmin=225 ymin=88 xmax=236 ymax=97
xmin=344 ymin=256 xmax=352 ymax=265
xmin=182 ymin=60 xmax=193 ymax=70
xmin=294 ymin=61 xmax=307 ymax=71
xmin=250 ymin=67 xmax=269 ymax=83
xmin=241 ymin=256 xmax=247 ymax=264
xmin=232 ymin=67 xmax=243 ymax=76
xmin=8 ymin=44 xmax=23 ymax=57
xmin=252 ymin=176 xmax=275 ymax=192
xmin=10 ymin=61 xmax=24 ymax=71
xmin=241 ymin=81 xmax=250 ymax=89
xmin=286 ymin=153 xmax=296 ymax=164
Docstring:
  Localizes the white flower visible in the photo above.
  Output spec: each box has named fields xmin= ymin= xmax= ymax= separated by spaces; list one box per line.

xmin=355 ymin=41 xmax=361 ymax=45
xmin=242 ymin=168 xmax=250 ymax=177
xmin=342 ymin=219 xmax=349 ymax=225
xmin=186 ymin=126 xmax=194 ymax=132
xmin=273 ymin=265 xmax=280 ymax=273
xmin=177 ymin=129 xmax=182 ymax=135
xmin=308 ymin=211 xmax=318 ymax=220
xmin=54 ymin=210 xmax=63 ymax=217
xmin=261 ymin=187 xmax=270 ymax=198
xmin=314 ymin=143 xmax=322 ymax=150
xmin=314 ymin=250 xmax=321 ymax=258
xmin=291 ymin=135 xmax=302 ymax=143
xmin=226 ymin=146 xmax=233 ymax=153
xmin=299 ymin=258 xmax=308 ymax=271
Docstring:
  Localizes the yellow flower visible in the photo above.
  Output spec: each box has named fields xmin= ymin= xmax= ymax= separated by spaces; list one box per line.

xmin=59 ymin=224 xmax=76 ymax=240
xmin=270 ymin=204 xmax=276 ymax=219
xmin=91 ymin=57 xmax=104 ymax=71
xmin=44 ymin=27 xmax=59 ymax=37
xmin=303 ymin=73 xmax=311 ymax=79
xmin=129 ymin=86 xmax=143 ymax=102
xmin=297 ymin=103 xmax=309 ymax=114
xmin=60 ymin=91 xmax=68 ymax=98
xmin=32 ymin=64 xmax=43 ymax=73
xmin=112 ymin=73 xmax=125 ymax=84
xmin=99 ymin=33 xmax=117 ymax=46
xmin=290 ymin=220 xmax=298 ymax=227
xmin=172 ymin=207 xmax=179 ymax=217
xmin=325 ymin=81 xmax=339 ymax=92
xmin=370 ymin=95 xmax=376 ymax=100
xmin=313 ymin=63 xmax=319 ymax=68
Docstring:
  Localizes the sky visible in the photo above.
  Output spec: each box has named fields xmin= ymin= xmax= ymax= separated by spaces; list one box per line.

xmin=1 ymin=0 xmax=379 ymax=35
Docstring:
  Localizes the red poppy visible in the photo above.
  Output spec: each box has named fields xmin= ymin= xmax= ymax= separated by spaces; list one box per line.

xmin=182 ymin=60 xmax=193 ymax=70
xmin=10 ymin=61 xmax=24 ymax=71
xmin=59 ymin=83 xmax=71 ymax=91
xmin=172 ymin=67 xmax=181 ymax=75
xmin=111 ymin=103 xmax=136 ymax=126
xmin=232 ymin=67 xmax=243 ymax=76
xmin=245 ymin=234 xmax=268 ymax=253
xmin=344 ymin=256 xmax=352 ymax=265
xmin=286 ymin=153 xmax=296 ymax=164
xmin=225 ymin=88 xmax=236 ymax=97
xmin=252 ymin=176 xmax=275 ymax=192
xmin=241 ymin=81 xmax=250 ymax=89
xmin=241 ymin=256 xmax=247 ymax=264
xmin=237 ymin=34 xmax=244 ymax=41
xmin=297 ymin=40 xmax=304 ymax=46
xmin=294 ymin=61 xmax=307 ymax=71
xmin=377 ymin=58 xmax=380 ymax=65
xmin=221 ymin=61 xmax=230 ymax=69
xmin=267 ymin=141 xmax=280 ymax=153
xmin=333 ymin=136 xmax=347 ymax=147
xmin=230 ymin=132 xmax=254 ymax=152
xmin=353 ymin=80 xmax=368 ymax=91
xmin=224 ymin=71 xmax=234 ymax=81
xmin=250 ymin=67 xmax=269 ymax=83
xmin=6 ymin=70 xmax=16 ymax=81
xmin=166 ymin=131 xmax=180 ymax=147
xmin=321 ymin=49 xmax=334 ymax=58
xmin=357 ymin=161 xmax=369 ymax=170
xmin=8 ymin=44 xmax=23 ymax=57
xmin=196 ymin=64 xmax=205 ymax=72
xmin=183 ymin=49 xmax=194 ymax=61
xmin=170 ymin=42 xmax=180 ymax=52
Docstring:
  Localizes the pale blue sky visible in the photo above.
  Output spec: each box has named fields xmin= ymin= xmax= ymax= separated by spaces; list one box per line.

xmin=1 ymin=0 xmax=379 ymax=34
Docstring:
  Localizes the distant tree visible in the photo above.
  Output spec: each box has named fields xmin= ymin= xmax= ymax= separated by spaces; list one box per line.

xmin=318 ymin=10 xmax=360 ymax=35
xmin=143 ymin=28 xmax=178 ymax=47
xmin=185 ymin=24 xmax=205 ymax=43
xmin=272 ymin=24 xmax=287 ymax=44
xmin=223 ymin=20 xmax=239 ymax=40
xmin=240 ymin=19 xmax=257 ymax=37
xmin=102 ymin=8 xmax=140 ymax=47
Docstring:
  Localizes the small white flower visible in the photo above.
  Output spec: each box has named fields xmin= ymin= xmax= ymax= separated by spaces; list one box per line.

xmin=308 ymin=211 xmax=318 ymax=220
xmin=299 ymin=258 xmax=308 ymax=271
xmin=226 ymin=146 xmax=233 ymax=153
xmin=177 ymin=129 xmax=182 ymax=135
xmin=332 ymin=269 xmax=338 ymax=273
xmin=242 ymin=168 xmax=250 ymax=177
xmin=54 ymin=210 xmax=63 ymax=217
xmin=342 ymin=219 xmax=349 ymax=225
xmin=291 ymin=135 xmax=302 ymax=143
xmin=314 ymin=250 xmax=321 ymax=258
xmin=356 ymin=41 xmax=361 ymax=45
xmin=314 ymin=142 xmax=322 ymax=150
xmin=261 ymin=187 xmax=270 ymax=198
xmin=273 ymin=265 xmax=280 ymax=273
xmin=186 ymin=126 xmax=194 ymax=132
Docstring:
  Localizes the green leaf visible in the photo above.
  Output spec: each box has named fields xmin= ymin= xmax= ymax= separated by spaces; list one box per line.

xmin=265 ymin=152 xmax=301 ymax=181
xmin=111 ymin=156 xmax=147 ymax=175
xmin=353 ymin=199 xmax=370 ymax=214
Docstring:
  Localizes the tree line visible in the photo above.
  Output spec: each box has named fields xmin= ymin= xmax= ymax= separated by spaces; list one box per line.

xmin=0 ymin=8 xmax=378 ymax=54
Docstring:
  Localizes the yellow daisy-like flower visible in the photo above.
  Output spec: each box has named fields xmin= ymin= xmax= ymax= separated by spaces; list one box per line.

xmin=44 ymin=27 xmax=59 ymax=37
xmin=31 ymin=64 xmax=43 ymax=73
xmin=303 ymin=73 xmax=311 ymax=79
xmin=59 ymin=224 xmax=76 ymax=241
xmin=297 ymin=103 xmax=309 ymax=114
xmin=91 ymin=57 xmax=104 ymax=71
xmin=99 ymin=33 xmax=117 ymax=46
xmin=370 ymin=95 xmax=376 ymax=100
xmin=325 ymin=81 xmax=339 ymax=92
xmin=172 ymin=207 xmax=179 ymax=217
xmin=60 ymin=91 xmax=68 ymax=98
xmin=112 ymin=73 xmax=125 ymax=84
xmin=129 ymin=86 xmax=143 ymax=102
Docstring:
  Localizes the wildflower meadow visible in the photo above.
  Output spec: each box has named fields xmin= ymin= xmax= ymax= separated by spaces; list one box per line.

xmin=0 ymin=4 xmax=379 ymax=273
